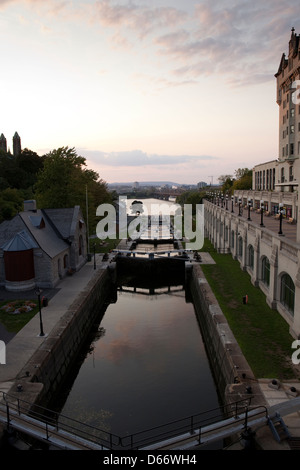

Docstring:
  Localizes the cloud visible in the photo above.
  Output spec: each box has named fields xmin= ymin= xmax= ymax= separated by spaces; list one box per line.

xmin=153 ymin=0 xmax=300 ymax=86
xmin=95 ymin=0 xmax=186 ymax=36
xmin=80 ymin=149 xmax=217 ymax=168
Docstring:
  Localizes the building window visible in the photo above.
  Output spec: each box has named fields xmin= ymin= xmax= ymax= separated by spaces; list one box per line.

xmin=281 ymin=167 xmax=285 ymax=183
xmin=248 ymin=245 xmax=254 ymax=269
xmin=291 ymin=143 xmax=294 ymax=155
xmin=280 ymin=273 xmax=295 ymax=315
xmin=63 ymin=254 xmax=68 ymax=269
xmin=262 ymin=256 xmax=270 ymax=286
xmin=238 ymin=236 xmax=243 ymax=258
xmin=289 ymin=166 xmax=293 ymax=181
xmin=79 ymin=235 xmax=84 ymax=256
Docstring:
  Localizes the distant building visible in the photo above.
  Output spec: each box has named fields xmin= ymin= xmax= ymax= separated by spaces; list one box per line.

xmin=0 ymin=201 xmax=87 ymax=291
xmin=197 ymin=181 xmax=207 ymax=189
xmin=0 ymin=133 xmax=7 ymax=153
xmin=13 ymin=131 xmax=21 ymax=157
xmin=0 ymin=132 xmax=22 ymax=157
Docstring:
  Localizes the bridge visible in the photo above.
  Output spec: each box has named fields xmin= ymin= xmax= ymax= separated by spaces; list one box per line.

xmin=1 ymin=391 xmax=299 ymax=450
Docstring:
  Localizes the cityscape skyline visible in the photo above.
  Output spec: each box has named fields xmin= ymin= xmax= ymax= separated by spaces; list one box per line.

xmin=2 ymin=0 xmax=300 ymax=184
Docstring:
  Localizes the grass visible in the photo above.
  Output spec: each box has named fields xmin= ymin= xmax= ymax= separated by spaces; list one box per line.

xmin=90 ymin=237 xmax=120 ymax=253
xmin=0 ymin=300 xmax=39 ymax=333
xmin=199 ymin=239 xmax=299 ymax=381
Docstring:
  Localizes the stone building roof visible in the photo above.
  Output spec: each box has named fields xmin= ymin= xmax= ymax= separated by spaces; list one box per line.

xmin=0 ymin=206 xmax=84 ymax=259
xmin=1 ymin=230 xmax=38 ymax=252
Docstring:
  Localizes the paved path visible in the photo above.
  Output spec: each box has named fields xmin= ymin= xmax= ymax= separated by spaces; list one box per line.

xmin=227 ymin=203 xmax=298 ymax=242
xmin=0 ymin=253 xmax=109 ymax=392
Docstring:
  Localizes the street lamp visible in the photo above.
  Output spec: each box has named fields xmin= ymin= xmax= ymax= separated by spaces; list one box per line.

xmin=260 ymin=200 xmax=264 ymax=227
xmin=226 ymin=194 xmax=228 ymax=210
xmin=221 ymin=194 xmax=224 ymax=208
xmin=93 ymin=242 xmax=96 ymax=269
xmin=278 ymin=202 xmax=284 ymax=235
xmin=35 ymin=287 xmax=45 ymax=337
xmin=238 ymin=198 xmax=242 ymax=216
xmin=247 ymin=198 xmax=252 ymax=221
xmin=231 ymin=195 xmax=234 ymax=213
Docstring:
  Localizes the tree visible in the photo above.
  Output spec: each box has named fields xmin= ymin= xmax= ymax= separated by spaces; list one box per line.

xmin=232 ymin=168 xmax=252 ymax=190
xmin=34 ymin=146 xmax=112 ymax=233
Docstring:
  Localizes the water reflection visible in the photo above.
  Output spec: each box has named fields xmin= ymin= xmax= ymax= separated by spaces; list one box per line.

xmin=58 ymin=284 xmax=220 ymax=438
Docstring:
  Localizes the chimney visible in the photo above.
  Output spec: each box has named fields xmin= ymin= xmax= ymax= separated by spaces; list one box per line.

xmin=24 ymin=200 xmax=37 ymax=212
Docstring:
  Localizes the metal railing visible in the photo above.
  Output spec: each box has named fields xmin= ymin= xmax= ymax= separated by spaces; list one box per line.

xmin=0 ymin=391 xmax=120 ymax=449
xmin=0 ymin=391 xmax=268 ymax=450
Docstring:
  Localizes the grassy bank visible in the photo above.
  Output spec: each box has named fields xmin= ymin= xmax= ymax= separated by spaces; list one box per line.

xmin=199 ymin=239 xmax=299 ymax=381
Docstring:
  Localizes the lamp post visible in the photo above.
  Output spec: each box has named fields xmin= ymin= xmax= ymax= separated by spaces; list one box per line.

xmin=93 ymin=242 xmax=96 ymax=269
xmin=238 ymin=198 xmax=242 ymax=216
xmin=221 ymin=194 xmax=224 ymax=208
xmin=247 ymin=198 xmax=252 ymax=221
xmin=35 ymin=287 xmax=45 ymax=337
xmin=260 ymin=200 xmax=264 ymax=227
xmin=278 ymin=202 xmax=283 ymax=235
xmin=226 ymin=194 xmax=228 ymax=210
xmin=231 ymin=195 xmax=234 ymax=213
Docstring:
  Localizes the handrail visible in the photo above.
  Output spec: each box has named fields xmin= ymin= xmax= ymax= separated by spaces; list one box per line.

xmin=0 ymin=391 xmax=267 ymax=450
xmin=0 ymin=391 xmax=120 ymax=449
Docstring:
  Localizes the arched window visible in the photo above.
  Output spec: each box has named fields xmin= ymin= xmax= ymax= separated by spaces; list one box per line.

xmin=63 ymin=254 xmax=68 ymax=269
xmin=79 ymin=235 xmax=84 ymax=256
xmin=262 ymin=256 xmax=270 ymax=286
xmin=280 ymin=273 xmax=295 ymax=315
xmin=238 ymin=236 xmax=243 ymax=258
xmin=248 ymin=245 xmax=254 ymax=269
xmin=231 ymin=230 xmax=235 ymax=248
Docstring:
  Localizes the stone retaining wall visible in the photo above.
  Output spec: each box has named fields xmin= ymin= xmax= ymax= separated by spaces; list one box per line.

xmin=14 ymin=268 xmax=112 ymax=409
xmin=190 ymin=264 xmax=266 ymax=408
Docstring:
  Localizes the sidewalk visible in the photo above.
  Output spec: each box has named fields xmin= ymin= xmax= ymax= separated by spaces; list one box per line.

xmin=230 ymin=204 xmax=297 ymax=242
xmin=0 ymin=253 xmax=108 ymax=394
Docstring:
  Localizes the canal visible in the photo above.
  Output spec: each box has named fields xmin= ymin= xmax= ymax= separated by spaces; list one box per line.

xmin=48 ymin=198 xmax=221 ymax=446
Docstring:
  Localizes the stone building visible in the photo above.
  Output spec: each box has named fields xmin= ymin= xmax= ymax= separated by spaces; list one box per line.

xmin=0 ymin=132 xmax=22 ymax=156
xmin=252 ymin=28 xmax=300 ymax=194
xmin=205 ymin=30 xmax=300 ymax=337
xmin=0 ymin=200 xmax=87 ymax=291
xmin=12 ymin=131 xmax=21 ymax=157
xmin=0 ymin=134 xmax=7 ymax=153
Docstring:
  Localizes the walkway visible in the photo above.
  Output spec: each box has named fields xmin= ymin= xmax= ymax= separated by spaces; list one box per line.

xmin=225 ymin=203 xmax=297 ymax=242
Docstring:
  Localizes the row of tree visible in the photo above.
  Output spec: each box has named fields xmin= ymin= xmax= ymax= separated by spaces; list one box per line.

xmin=218 ymin=168 xmax=252 ymax=194
xmin=0 ymin=146 xmax=113 ymax=233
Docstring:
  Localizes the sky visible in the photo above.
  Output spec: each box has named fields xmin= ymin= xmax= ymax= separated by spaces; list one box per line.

xmin=1 ymin=0 xmax=300 ymax=185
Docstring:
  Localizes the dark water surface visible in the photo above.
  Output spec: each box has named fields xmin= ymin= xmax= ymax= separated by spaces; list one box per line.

xmin=57 ymin=285 xmax=220 ymax=438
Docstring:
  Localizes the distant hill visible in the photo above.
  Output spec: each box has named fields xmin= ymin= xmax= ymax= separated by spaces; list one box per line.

xmin=108 ymin=181 xmax=190 ymax=187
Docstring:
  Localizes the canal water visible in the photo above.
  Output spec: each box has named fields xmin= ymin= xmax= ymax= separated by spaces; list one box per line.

xmin=50 ymin=198 xmax=221 ymax=445
xmin=56 ymin=285 xmax=220 ymax=438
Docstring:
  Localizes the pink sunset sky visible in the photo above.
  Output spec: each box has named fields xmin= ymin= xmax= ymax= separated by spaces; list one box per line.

xmin=1 ymin=0 xmax=300 ymax=184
